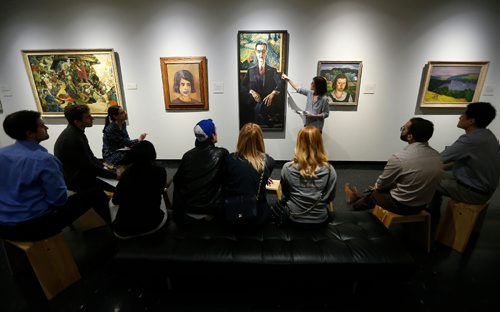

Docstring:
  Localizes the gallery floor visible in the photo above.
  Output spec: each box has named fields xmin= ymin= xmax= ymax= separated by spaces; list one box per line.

xmin=1 ymin=161 xmax=499 ymax=311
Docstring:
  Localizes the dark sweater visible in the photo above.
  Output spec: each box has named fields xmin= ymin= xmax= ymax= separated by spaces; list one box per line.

xmin=54 ymin=124 xmax=117 ymax=191
xmin=112 ymin=164 xmax=167 ymax=237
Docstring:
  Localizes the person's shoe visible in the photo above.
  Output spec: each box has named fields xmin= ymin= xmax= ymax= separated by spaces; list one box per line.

xmin=344 ymin=183 xmax=362 ymax=204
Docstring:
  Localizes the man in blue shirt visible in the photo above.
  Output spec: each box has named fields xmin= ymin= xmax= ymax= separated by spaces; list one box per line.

xmin=0 ymin=110 xmax=102 ymax=241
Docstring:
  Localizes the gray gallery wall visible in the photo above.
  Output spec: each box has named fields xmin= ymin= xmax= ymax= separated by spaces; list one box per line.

xmin=0 ymin=0 xmax=499 ymax=161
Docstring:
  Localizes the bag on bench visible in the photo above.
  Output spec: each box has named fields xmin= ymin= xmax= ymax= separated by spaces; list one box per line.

xmin=224 ymin=194 xmax=258 ymax=222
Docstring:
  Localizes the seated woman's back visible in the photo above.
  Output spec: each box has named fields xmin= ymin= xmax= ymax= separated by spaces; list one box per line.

xmin=280 ymin=126 xmax=337 ymax=226
xmin=225 ymin=153 xmax=274 ymax=197
xmin=223 ymin=123 xmax=275 ymax=225
xmin=112 ymin=141 xmax=167 ymax=238
xmin=281 ymin=162 xmax=336 ymax=224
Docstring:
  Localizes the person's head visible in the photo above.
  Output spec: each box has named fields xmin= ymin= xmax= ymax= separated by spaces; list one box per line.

xmin=3 ymin=110 xmax=49 ymax=143
xmin=236 ymin=123 xmax=266 ymax=172
xmin=333 ymin=73 xmax=349 ymax=92
xmin=127 ymin=140 xmax=156 ymax=165
xmin=254 ymin=41 xmax=268 ymax=65
xmin=193 ymin=118 xmax=217 ymax=143
xmin=293 ymin=126 xmax=329 ymax=178
xmin=64 ymin=104 xmax=93 ymax=129
xmin=459 ymin=102 xmax=496 ymax=130
xmin=173 ymin=70 xmax=195 ymax=97
xmin=400 ymin=117 xmax=434 ymax=143
xmin=104 ymin=106 xmax=127 ymax=128
xmin=312 ymin=76 xmax=327 ymax=96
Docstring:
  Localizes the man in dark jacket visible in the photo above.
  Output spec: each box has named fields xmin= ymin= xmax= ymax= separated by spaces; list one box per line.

xmin=54 ymin=104 xmax=116 ymax=223
xmin=173 ymin=119 xmax=228 ymax=224
xmin=55 ymin=104 xmax=117 ymax=192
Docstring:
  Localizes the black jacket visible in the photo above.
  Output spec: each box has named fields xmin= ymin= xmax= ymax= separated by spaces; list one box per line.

xmin=112 ymin=164 xmax=167 ymax=237
xmin=173 ymin=140 xmax=228 ymax=217
xmin=54 ymin=124 xmax=117 ymax=191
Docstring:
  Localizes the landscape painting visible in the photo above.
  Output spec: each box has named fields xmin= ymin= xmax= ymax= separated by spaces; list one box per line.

xmin=420 ymin=61 xmax=489 ymax=108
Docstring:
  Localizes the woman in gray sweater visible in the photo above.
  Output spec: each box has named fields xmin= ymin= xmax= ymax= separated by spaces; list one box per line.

xmin=280 ymin=126 xmax=337 ymax=227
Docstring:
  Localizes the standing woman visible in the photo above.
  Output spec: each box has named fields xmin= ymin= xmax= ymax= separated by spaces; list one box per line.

xmin=223 ymin=123 xmax=275 ymax=226
xmin=280 ymin=126 xmax=337 ymax=228
xmin=102 ymin=106 xmax=146 ymax=166
xmin=282 ymin=74 xmax=329 ymax=132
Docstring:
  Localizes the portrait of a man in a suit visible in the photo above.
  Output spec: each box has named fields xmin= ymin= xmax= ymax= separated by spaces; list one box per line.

xmin=239 ymin=34 xmax=286 ymax=130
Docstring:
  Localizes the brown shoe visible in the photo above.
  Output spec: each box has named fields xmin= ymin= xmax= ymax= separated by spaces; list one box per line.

xmin=344 ymin=183 xmax=362 ymax=204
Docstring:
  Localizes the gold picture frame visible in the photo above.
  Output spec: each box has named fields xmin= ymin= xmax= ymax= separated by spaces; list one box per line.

xmin=317 ymin=61 xmax=362 ymax=106
xmin=419 ymin=61 xmax=489 ymax=108
xmin=160 ymin=56 xmax=208 ymax=111
xmin=22 ymin=49 xmax=123 ymax=117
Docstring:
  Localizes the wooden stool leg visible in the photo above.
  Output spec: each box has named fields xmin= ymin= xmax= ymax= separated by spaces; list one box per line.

xmin=436 ymin=200 xmax=488 ymax=253
xmin=277 ymin=183 xmax=283 ymax=200
xmin=78 ymin=208 xmax=106 ymax=231
xmin=423 ymin=213 xmax=431 ymax=253
xmin=473 ymin=204 xmax=489 ymax=232
xmin=7 ymin=233 xmax=81 ymax=299
xmin=373 ymin=205 xmax=431 ymax=252
xmin=266 ymin=180 xmax=282 ymax=199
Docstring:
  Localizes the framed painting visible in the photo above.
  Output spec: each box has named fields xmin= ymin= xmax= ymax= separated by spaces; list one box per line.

xmin=160 ymin=56 xmax=208 ymax=111
xmin=22 ymin=49 xmax=123 ymax=117
xmin=420 ymin=61 xmax=489 ymax=108
xmin=317 ymin=61 xmax=362 ymax=106
xmin=238 ymin=30 xmax=288 ymax=131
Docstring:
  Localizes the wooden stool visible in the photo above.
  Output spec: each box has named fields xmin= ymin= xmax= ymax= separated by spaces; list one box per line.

xmin=435 ymin=199 xmax=489 ymax=253
xmin=77 ymin=208 xmax=106 ymax=231
xmin=372 ymin=205 xmax=431 ymax=252
xmin=266 ymin=179 xmax=282 ymax=199
xmin=5 ymin=232 xmax=81 ymax=299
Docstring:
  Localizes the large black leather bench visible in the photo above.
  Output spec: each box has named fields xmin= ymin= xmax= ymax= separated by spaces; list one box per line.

xmin=113 ymin=211 xmax=417 ymax=284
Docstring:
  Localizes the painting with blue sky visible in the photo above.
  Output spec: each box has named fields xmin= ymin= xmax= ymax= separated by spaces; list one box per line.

xmin=420 ymin=61 xmax=489 ymax=108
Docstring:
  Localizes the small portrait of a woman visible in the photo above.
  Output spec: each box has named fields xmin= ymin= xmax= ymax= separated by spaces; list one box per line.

xmin=172 ymin=70 xmax=201 ymax=104
xmin=329 ymin=73 xmax=354 ymax=103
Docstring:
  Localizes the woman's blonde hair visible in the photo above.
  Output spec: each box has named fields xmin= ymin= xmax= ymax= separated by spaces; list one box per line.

xmin=236 ymin=123 xmax=266 ymax=172
xmin=293 ymin=126 xmax=329 ymax=178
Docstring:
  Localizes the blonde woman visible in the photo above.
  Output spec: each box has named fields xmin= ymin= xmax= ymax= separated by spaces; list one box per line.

xmin=223 ymin=123 xmax=275 ymax=225
xmin=280 ymin=126 xmax=337 ymax=227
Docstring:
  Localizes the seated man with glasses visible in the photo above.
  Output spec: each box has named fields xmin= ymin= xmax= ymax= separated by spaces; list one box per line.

xmin=344 ymin=118 xmax=443 ymax=215
xmin=429 ymin=102 xmax=500 ymax=220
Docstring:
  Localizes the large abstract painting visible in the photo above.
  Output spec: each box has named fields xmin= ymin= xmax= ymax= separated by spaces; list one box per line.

xmin=23 ymin=49 xmax=122 ymax=116
xmin=238 ymin=31 xmax=288 ymax=131
xmin=420 ymin=61 xmax=489 ymax=108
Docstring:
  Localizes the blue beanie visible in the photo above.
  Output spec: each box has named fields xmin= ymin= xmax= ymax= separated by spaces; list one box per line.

xmin=194 ymin=119 xmax=216 ymax=141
